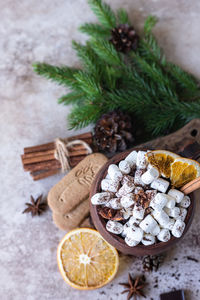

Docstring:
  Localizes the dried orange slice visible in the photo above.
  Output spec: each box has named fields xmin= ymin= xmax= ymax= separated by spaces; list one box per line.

xmin=171 ymin=158 xmax=200 ymax=188
xmin=57 ymin=228 xmax=119 ymax=290
xmin=146 ymin=150 xmax=180 ymax=178
xmin=146 ymin=150 xmax=200 ymax=188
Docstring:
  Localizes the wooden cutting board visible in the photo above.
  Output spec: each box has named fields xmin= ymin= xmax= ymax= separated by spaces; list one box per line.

xmin=137 ymin=119 xmax=200 ymax=155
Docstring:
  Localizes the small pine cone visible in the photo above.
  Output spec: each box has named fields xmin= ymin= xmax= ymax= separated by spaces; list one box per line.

xmin=110 ymin=24 xmax=139 ymax=53
xmin=142 ymin=255 xmax=165 ymax=272
xmin=142 ymin=256 xmax=152 ymax=272
xmin=94 ymin=110 xmax=134 ymax=154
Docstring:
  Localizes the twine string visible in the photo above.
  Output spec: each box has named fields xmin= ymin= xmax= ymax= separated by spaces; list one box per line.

xmin=54 ymin=138 xmax=92 ymax=172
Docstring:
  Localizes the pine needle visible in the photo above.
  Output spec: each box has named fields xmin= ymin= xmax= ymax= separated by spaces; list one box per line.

xmin=91 ymin=38 xmax=122 ymax=65
xmin=79 ymin=23 xmax=110 ymax=38
xmin=116 ymin=8 xmax=130 ymax=24
xmin=88 ymin=0 xmax=116 ymax=28
xmin=33 ymin=63 xmax=79 ymax=88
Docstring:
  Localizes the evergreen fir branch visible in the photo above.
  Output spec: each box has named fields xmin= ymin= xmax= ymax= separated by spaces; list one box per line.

xmin=116 ymin=8 xmax=130 ymax=24
xmin=103 ymin=65 xmax=119 ymax=89
xmin=58 ymin=91 xmax=85 ymax=105
xmin=92 ymin=38 xmax=122 ymax=65
xmin=144 ymin=16 xmax=158 ymax=35
xmin=74 ymin=70 xmax=102 ymax=95
xmin=72 ymin=41 xmax=100 ymax=75
xmin=133 ymin=55 xmax=165 ymax=85
xmin=146 ymin=104 xmax=180 ymax=135
xmin=33 ymin=63 xmax=79 ymax=88
xmin=105 ymin=88 xmax=193 ymax=137
xmin=88 ymin=0 xmax=116 ymax=29
xmin=139 ymin=35 xmax=166 ymax=66
xmin=147 ymin=99 xmax=200 ymax=135
xmin=106 ymin=88 xmax=154 ymax=116
xmin=179 ymin=100 xmax=200 ymax=120
xmin=139 ymin=16 xmax=166 ymax=66
xmin=105 ymin=89 xmax=167 ymax=137
xmin=73 ymin=40 xmax=123 ymax=90
xmin=123 ymin=65 xmax=157 ymax=98
xmin=107 ymin=89 xmax=152 ymax=130
xmin=167 ymin=63 xmax=199 ymax=94
xmin=101 ymin=94 xmax=119 ymax=111
xmin=68 ymin=102 xmax=103 ymax=129
xmin=79 ymin=23 xmax=110 ymax=38
xmin=33 ymin=2 xmax=200 ymax=137
xmin=107 ymin=88 xmax=199 ymax=137
xmin=132 ymin=54 xmax=176 ymax=99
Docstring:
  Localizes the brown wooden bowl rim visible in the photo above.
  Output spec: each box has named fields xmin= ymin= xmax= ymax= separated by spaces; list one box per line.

xmin=90 ymin=148 xmax=196 ymax=255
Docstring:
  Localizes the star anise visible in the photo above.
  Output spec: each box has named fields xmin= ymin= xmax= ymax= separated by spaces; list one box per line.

xmin=23 ymin=194 xmax=47 ymax=216
xmin=120 ymin=274 xmax=146 ymax=300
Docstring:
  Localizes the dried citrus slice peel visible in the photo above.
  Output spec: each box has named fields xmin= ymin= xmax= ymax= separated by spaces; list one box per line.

xmin=146 ymin=150 xmax=180 ymax=178
xmin=171 ymin=158 xmax=200 ymax=188
xmin=57 ymin=228 xmax=119 ymax=290
xmin=146 ymin=150 xmax=200 ymax=188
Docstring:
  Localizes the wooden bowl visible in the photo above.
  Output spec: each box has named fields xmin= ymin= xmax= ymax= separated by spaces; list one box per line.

xmin=90 ymin=148 xmax=196 ymax=256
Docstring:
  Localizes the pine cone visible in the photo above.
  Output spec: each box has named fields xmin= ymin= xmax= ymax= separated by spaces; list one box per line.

xmin=94 ymin=111 xmax=134 ymax=154
xmin=110 ymin=24 xmax=139 ymax=53
xmin=142 ymin=255 xmax=165 ymax=272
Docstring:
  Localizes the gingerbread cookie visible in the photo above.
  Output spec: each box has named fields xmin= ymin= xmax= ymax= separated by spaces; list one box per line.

xmin=52 ymin=197 xmax=89 ymax=231
xmin=48 ymin=153 xmax=108 ymax=231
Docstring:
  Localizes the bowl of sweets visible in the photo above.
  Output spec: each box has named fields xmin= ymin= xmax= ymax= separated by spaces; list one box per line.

xmin=90 ymin=148 xmax=199 ymax=255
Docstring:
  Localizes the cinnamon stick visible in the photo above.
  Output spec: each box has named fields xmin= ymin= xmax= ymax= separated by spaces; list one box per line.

xmin=24 ymin=142 xmax=55 ymax=154
xmin=30 ymin=155 xmax=87 ymax=180
xmin=21 ymin=149 xmax=55 ymax=159
xmin=21 ymin=144 xmax=87 ymax=160
xmin=24 ymin=132 xmax=92 ymax=154
xmin=22 ymin=154 xmax=55 ymax=165
xmin=69 ymin=155 xmax=87 ymax=164
xmin=21 ymin=148 xmax=89 ymax=165
xmin=23 ymin=154 xmax=87 ymax=172
xmin=21 ymin=131 xmax=94 ymax=180
xmin=181 ymin=176 xmax=200 ymax=194
xmin=23 ymin=160 xmax=61 ymax=172
xmin=31 ymin=169 xmax=60 ymax=181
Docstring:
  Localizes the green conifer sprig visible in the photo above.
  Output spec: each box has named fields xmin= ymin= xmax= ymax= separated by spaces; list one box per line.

xmin=32 ymin=63 xmax=79 ymax=89
xmin=79 ymin=23 xmax=110 ymax=38
xmin=116 ymin=8 xmax=130 ymax=25
xmin=88 ymin=0 xmax=116 ymax=28
xmin=33 ymin=0 xmax=200 ymax=140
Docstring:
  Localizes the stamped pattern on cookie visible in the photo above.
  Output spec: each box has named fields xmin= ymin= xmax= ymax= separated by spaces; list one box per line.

xmin=75 ymin=164 xmax=98 ymax=187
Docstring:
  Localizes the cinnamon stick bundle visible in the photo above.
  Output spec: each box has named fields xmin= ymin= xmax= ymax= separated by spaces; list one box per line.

xmin=21 ymin=132 xmax=94 ymax=180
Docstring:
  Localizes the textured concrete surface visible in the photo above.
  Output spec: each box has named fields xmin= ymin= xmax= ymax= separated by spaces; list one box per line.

xmin=0 ymin=0 xmax=200 ymax=299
